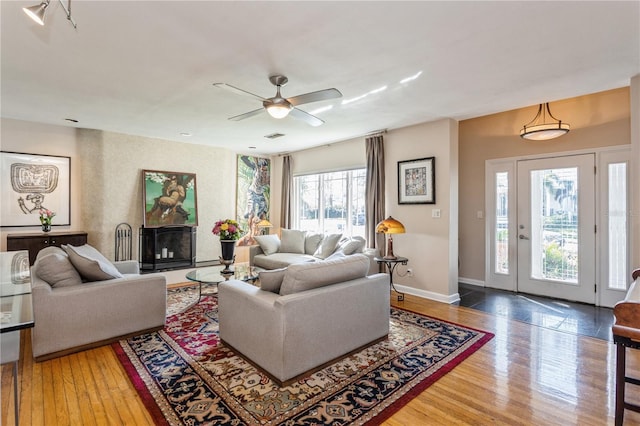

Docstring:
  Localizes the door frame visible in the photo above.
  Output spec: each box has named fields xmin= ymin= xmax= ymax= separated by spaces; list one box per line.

xmin=485 ymin=145 xmax=632 ymax=307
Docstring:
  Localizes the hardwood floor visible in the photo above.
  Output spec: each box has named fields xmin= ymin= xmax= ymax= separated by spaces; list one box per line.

xmin=3 ymin=293 xmax=640 ymax=425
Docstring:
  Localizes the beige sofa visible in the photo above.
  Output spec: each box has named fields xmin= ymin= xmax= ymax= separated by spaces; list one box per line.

xmin=250 ymin=230 xmax=379 ymax=273
xmin=30 ymin=245 xmax=166 ymax=361
xmin=218 ymin=253 xmax=390 ymax=385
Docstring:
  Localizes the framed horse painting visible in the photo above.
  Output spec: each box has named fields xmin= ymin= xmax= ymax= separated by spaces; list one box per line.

xmin=142 ymin=170 xmax=198 ymax=227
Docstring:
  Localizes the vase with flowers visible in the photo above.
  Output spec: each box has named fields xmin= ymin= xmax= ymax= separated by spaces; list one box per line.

xmin=212 ymin=219 xmax=244 ymax=272
xmin=39 ymin=209 xmax=56 ymax=232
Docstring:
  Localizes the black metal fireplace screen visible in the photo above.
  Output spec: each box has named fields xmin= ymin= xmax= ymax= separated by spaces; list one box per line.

xmin=139 ymin=226 xmax=196 ymax=271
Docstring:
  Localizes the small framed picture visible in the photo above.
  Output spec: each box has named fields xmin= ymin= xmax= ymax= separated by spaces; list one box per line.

xmin=398 ymin=157 xmax=435 ymax=204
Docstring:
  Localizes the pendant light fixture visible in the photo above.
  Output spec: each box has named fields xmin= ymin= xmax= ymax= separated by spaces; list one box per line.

xmin=23 ymin=0 xmax=77 ymax=29
xmin=520 ymin=102 xmax=570 ymax=141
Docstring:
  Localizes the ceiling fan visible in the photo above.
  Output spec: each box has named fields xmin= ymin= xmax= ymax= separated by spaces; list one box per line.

xmin=214 ymin=75 xmax=342 ymax=127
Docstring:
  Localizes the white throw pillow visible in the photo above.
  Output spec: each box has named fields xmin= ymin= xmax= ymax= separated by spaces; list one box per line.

xmin=254 ymin=234 xmax=281 ymax=256
xmin=304 ymin=232 xmax=324 ymax=255
xmin=35 ymin=252 xmax=83 ymax=287
xmin=259 ymin=268 xmax=287 ymax=293
xmin=279 ymin=229 xmax=305 ymax=254
xmin=62 ymin=244 xmax=124 ymax=281
xmin=313 ymin=233 xmax=342 ymax=259
xmin=338 ymin=236 xmax=366 ymax=255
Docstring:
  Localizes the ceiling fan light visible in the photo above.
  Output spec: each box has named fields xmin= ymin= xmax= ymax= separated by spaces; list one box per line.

xmin=266 ymin=104 xmax=292 ymax=119
xmin=520 ymin=102 xmax=570 ymax=141
xmin=23 ymin=1 xmax=49 ymax=25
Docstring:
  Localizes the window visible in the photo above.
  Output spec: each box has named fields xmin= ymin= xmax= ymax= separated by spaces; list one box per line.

xmin=293 ymin=169 xmax=366 ymax=237
xmin=495 ymin=171 xmax=509 ymax=274
xmin=608 ymin=162 xmax=627 ymax=290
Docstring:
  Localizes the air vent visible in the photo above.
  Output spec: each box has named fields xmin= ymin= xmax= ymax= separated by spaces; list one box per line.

xmin=264 ymin=132 xmax=285 ymax=139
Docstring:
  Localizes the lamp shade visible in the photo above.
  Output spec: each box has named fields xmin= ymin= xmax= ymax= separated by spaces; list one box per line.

xmin=256 ymin=219 xmax=273 ymax=228
xmin=23 ymin=1 xmax=49 ymax=25
xmin=375 ymin=216 xmax=405 ymax=234
xmin=520 ymin=103 xmax=570 ymax=141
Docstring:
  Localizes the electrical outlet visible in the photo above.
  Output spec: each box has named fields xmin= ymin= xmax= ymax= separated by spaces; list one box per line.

xmin=407 ymin=268 xmax=413 ymax=277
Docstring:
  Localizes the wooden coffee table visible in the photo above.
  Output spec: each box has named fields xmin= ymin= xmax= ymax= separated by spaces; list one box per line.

xmin=185 ymin=262 xmax=262 ymax=301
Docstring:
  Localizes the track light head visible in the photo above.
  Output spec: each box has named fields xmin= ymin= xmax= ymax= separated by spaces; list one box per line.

xmin=23 ymin=0 xmax=49 ymax=26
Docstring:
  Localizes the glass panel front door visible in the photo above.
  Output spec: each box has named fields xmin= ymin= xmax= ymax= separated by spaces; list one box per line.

xmin=517 ymin=154 xmax=595 ymax=304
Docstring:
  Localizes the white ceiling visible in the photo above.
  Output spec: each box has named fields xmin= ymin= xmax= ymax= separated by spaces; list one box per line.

xmin=2 ymin=1 xmax=639 ymax=155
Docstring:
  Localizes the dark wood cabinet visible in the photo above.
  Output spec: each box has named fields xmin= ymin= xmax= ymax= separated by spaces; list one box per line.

xmin=7 ymin=231 xmax=88 ymax=265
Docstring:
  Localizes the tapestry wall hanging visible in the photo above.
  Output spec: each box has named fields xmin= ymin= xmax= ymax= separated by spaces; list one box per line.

xmin=142 ymin=170 xmax=198 ymax=227
xmin=0 ymin=151 xmax=71 ymax=227
xmin=236 ymin=155 xmax=270 ymax=246
xmin=398 ymin=156 xmax=436 ymax=204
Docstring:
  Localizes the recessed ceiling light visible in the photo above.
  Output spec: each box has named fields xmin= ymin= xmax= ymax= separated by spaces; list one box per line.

xmin=264 ymin=133 xmax=285 ymax=139
xmin=64 ymin=118 xmax=78 ymax=123
xmin=180 ymin=132 xmax=192 ymax=137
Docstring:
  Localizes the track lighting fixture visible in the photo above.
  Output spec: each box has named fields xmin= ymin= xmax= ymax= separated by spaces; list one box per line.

xmin=23 ymin=0 xmax=77 ymax=29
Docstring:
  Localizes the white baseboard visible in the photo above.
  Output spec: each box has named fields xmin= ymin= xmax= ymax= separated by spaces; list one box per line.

xmin=393 ymin=283 xmax=461 ymax=304
xmin=458 ymin=277 xmax=485 ymax=287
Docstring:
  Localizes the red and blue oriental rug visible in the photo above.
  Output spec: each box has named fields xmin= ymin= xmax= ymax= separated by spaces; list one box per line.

xmin=114 ymin=286 xmax=493 ymax=425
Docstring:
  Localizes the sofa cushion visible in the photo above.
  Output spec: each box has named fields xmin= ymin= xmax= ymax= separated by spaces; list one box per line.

xmin=253 ymin=253 xmax=316 ymax=270
xmin=259 ymin=268 xmax=287 ymax=293
xmin=254 ymin=234 xmax=281 ymax=256
xmin=304 ymin=233 xmax=324 ymax=255
xmin=279 ymin=253 xmax=369 ymax=296
xmin=35 ymin=245 xmax=67 ymax=262
xmin=279 ymin=229 xmax=305 ymax=254
xmin=34 ymin=252 xmax=83 ymax=288
xmin=313 ymin=233 xmax=342 ymax=259
xmin=62 ymin=244 xmax=124 ymax=281
xmin=337 ymin=236 xmax=366 ymax=255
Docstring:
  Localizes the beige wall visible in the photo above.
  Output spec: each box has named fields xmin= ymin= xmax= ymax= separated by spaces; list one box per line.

xmin=282 ymin=119 xmax=460 ymax=301
xmin=1 ymin=119 xmax=244 ymax=263
xmin=632 ymin=75 xmax=640 ymax=269
xmin=458 ymin=87 xmax=631 ymax=283
xmin=1 ymin=119 xmax=83 ymax=248
xmin=76 ymin=129 xmax=237 ymax=261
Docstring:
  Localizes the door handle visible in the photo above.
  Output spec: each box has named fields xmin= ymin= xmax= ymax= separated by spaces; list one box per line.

xmin=519 ymin=234 xmax=529 ymax=240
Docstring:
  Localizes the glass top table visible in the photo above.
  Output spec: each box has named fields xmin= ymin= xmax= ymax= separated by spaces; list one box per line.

xmin=1 ymin=250 xmax=34 ymax=426
xmin=1 ymin=250 xmax=34 ymax=333
xmin=185 ymin=262 xmax=262 ymax=301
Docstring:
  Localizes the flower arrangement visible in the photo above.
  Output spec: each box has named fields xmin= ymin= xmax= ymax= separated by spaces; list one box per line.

xmin=212 ymin=219 xmax=244 ymax=241
xmin=39 ymin=209 xmax=56 ymax=225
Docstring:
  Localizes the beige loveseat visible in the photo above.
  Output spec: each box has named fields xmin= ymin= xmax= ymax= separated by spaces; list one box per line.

xmin=218 ymin=253 xmax=390 ymax=385
xmin=30 ymin=245 xmax=166 ymax=361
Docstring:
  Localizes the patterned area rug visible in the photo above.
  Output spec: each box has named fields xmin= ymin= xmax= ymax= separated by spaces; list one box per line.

xmin=114 ymin=287 xmax=493 ymax=425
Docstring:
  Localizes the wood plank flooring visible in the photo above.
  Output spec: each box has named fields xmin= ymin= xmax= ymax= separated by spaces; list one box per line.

xmin=2 ymin=293 xmax=640 ymax=425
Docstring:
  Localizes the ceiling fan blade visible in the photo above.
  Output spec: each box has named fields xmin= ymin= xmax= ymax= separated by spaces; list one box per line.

xmin=213 ymin=83 xmax=265 ymax=101
xmin=287 ymin=88 xmax=342 ymax=106
xmin=289 ymin=107 xmax=324 ymax=127
xmin=228 ymin=108 xmax=265 ymax=121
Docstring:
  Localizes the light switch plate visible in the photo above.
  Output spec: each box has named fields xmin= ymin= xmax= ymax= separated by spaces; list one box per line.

xmin=432 ymin=209 xmax=441 ymax=218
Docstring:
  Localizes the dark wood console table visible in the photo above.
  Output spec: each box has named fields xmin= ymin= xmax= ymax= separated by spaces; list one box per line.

xmin=7 ymin=231 xmax=88 ymax=265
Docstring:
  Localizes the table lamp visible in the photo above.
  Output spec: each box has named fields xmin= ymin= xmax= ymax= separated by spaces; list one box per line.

xmin=375 ymin=216 xmax=405 ymax=260
xmin=256 ymin=219 xmax=273 ymax=235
